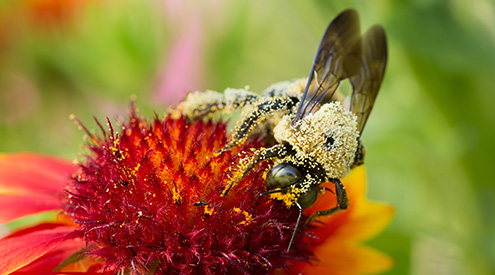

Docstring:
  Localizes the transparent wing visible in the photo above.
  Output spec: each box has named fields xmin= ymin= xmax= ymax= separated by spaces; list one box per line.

xmin=295 ymin=9 xmax=361 ymax=122
xmin=349 ymin=25 xmax=388 ymax=133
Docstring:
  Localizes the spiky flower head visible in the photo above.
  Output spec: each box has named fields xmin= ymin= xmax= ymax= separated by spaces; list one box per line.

xmin=64 ymin=105 xmax=308 ymax=274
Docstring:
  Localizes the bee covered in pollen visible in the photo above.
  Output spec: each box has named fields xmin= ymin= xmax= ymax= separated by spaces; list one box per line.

xmin=173 ymin=9 xmax=388 ymax=252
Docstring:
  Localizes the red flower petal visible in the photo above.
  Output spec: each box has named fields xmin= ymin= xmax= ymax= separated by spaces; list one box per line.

xmin=13 ymin=237 xmax=85 ymax=274
xmin=0 ymin=153 xmax=77 ymax=195
xmin=0 ymin=194 xmax=62 ymax=224
xmin=0 ymin=224 xmax=77 ymax=274
xmin=3 ymin=223 xmax=71 ymax=239
xmin=0 ymin=153 xmax=76 ymax=223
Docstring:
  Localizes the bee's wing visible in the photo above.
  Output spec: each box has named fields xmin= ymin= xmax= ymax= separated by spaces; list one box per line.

xmin=295 ymin=9 xmax=361 ymax=122
xmin=349 ymin=25 xmax=388 ymax=133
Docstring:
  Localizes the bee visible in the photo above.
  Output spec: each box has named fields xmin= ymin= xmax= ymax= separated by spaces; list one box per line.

xmin=174 ymin=9 xmax=387 ymax=252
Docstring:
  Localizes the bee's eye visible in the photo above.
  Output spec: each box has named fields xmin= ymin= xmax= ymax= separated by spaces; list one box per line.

xmin=266 ymin=163 xmax=302 ymax=190
xmin=297 ymin=184 xmax=319 ymax=209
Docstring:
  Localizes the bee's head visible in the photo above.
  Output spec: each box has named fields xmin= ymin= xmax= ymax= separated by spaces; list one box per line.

xmin=264 ymin=162 xmax=320 ymax=209
xmin=273 ymin=101 xmax=359 ymax=179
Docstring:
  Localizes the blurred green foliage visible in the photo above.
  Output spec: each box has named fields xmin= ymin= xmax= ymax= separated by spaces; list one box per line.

xmin=0 ymin=0 xmax=493 ymax=274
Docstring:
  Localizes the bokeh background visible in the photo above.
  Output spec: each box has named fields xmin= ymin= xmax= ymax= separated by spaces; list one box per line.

xmin=0 ymin=0 xmax=493 ymax=274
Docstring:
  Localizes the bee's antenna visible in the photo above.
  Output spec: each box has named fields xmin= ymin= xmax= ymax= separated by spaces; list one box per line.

xmin=287 ymin=202 xmax=303 ymax=253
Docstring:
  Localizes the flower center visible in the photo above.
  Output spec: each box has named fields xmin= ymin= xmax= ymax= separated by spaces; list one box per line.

xmin=64 ymin=110 xmax=307 ymax=274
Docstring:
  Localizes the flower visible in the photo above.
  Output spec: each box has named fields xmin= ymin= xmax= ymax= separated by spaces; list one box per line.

xmin=22 ymin=0 xmax=89 ymax=29
xmin=0 ymin=105 xmax=394 ymax=274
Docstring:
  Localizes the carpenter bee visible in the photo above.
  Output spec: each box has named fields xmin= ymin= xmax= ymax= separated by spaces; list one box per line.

xmin=174 ymin=9 xmax=387 ymax=252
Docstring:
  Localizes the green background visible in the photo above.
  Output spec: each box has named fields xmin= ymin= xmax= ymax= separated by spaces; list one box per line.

xmin=0 ymin=0 xmax=493 ymax=274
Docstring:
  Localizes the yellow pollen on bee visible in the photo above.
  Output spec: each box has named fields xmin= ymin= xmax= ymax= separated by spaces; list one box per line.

xmin=273 ymin=101 xmax=359 ymax=179
xmin=269 ymin=190 xmax=298 ymax=208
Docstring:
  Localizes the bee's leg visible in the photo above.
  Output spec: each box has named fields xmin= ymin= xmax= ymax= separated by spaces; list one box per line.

xmin=304 ymin=178 xmax=349 ymax=227
xmin=222 ymin=143 xmax=291 ymax=196
xmin=216 ymin=96 xmax=298 ymax=156
xmin=174 ymin=89 xmax=260 ymax=121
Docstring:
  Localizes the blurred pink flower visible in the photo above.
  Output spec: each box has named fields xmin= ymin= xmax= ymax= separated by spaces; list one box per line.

xmin=155 ymin=1 xmax=205 ymax=105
